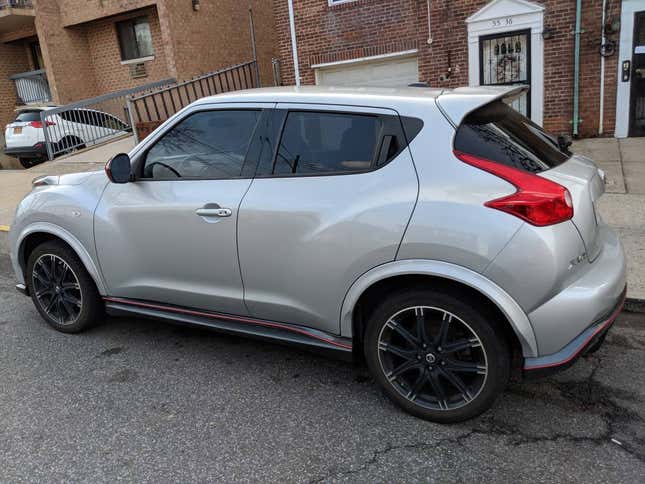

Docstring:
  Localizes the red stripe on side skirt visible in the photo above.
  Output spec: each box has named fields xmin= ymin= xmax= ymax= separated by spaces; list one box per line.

xmin=103 ymin=297 xmax=353 ymax=350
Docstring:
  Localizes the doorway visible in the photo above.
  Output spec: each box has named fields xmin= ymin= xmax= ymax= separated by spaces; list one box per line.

xmin=479 ymin=29 xmax=531 ymax=117
xmin=629 ymin=12 xmax=645 ymax=136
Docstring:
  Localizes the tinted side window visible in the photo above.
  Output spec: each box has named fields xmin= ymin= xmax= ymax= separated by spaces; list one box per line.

xmin=454 ymin=101 xmax=569 ymax=173
xmin=274 ymin=112 xmax=379 ymax=175
xmin=142 ymin=110 xmax=260 ymax=179
xmin=59 ymin=110 xmax=88 ymax=124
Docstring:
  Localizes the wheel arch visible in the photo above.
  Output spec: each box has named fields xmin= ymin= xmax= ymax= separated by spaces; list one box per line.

xmin=16 ymin=223 xmax=107 ymax=295
xmin=340 ymin=259 xmax=537 ymax=359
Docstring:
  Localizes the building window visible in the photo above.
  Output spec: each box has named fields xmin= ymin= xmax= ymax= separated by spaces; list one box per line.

xmin=328 ymin=0 xmax=358 ymax=6
xmin=116 ymin=16 xmax=154 ymax=61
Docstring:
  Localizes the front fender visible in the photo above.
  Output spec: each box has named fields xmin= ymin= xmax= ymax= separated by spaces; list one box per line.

xmin=339 ymin=259 xmax=538 ymax=358
xmin=12 ymin=222 xmax=108 ymax=295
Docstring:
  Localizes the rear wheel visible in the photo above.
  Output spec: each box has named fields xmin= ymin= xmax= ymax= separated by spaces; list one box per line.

xmin=26 ymin=241 xmax=104 ymax=333
xmin=56 ymin=136 xmax=85 ymax=155
xmin=364 ymin=288 xmax=510 ymax=423
xmin=18 ymin=157 xmax=40 ymax=168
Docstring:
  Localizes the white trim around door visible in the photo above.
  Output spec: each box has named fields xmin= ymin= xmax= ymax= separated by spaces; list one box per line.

xmin=466 ymin=0 xmax=545 ymax=126
xmin=615 ymin=0 xmax=643 ymax=138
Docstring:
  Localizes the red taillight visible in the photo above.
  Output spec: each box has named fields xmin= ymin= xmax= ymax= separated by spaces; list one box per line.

xmin=454 ymin=150 xmax=574 ymax=227
xmin=28 ymin=120 xmax=55 ymax=129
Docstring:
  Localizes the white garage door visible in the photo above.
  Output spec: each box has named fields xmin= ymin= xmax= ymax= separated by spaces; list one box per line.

xmin=315 ymin=55 xmax=419 ymax=87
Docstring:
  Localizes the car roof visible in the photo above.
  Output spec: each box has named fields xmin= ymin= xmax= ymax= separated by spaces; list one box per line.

xmin=15 ymin=105 xmax=57 ymax=112
xmin=192 ymin=85 xmax=527 ymax=123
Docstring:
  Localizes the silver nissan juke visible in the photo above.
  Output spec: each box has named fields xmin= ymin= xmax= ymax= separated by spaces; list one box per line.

xmin=10 ymin=86 xmax=626 ymax=423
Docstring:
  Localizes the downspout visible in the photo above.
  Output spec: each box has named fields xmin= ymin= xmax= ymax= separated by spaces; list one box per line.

xmin=287 ymin=0 xmax=301 ymax=86
xmin=249 ymin=7 xmax=261 ymax=86
xmin=573 ymin=0 xmax=583 ymax=137
xmin=427 ymin=0 xmax=433 ymax=45
xmin=598 ymin=0 xmax=607 ymax=135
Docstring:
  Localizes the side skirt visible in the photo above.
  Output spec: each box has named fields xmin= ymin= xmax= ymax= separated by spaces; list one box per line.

xmin=103 ymin=297 xmax=353 ymax=361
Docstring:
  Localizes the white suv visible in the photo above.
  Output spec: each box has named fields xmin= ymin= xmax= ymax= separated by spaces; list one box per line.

xmin=4 ymin=107 xmax=129 ymax=168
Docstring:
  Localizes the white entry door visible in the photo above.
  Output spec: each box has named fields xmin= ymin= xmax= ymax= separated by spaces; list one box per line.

xmin=315 ymin=55 xmax=419 ymax=87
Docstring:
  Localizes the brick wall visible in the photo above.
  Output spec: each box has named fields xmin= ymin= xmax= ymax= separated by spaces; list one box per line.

xmin=84 ymin=7 xmax=170 ymax=94
xmin=274 ymin=0 xmax=621 ymax=138
xmin=274 ymin=0 xmax=423 ymax=85
xmin=35 ymin=0 xmax=99 ymax=103
xmin=58 ymin=0 xmax=157 ymax=27
xmin=160 ymin=0 xmax=277 ymax=88
xmin=0 ymin=41 xmax=31 ymax=129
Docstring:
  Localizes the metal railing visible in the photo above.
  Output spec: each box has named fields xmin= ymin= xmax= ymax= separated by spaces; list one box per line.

xmin=10 ymin=69 xmax=51 ymax=104
xmin=127 ymin=60 xmax=259 ymax=142
xmin=0 ymin=0 xmax=33 ymax=9
xmin=40 ymin=78 xmax=175 ymax=160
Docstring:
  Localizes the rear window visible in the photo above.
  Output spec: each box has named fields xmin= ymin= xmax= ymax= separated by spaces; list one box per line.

xmin=274 ymin=112 xmax=379 ymax=175
xmin=454 ymin=101 xmax=569 ymax=173
xmin=14 ymin=110 xmax=42 ymax=122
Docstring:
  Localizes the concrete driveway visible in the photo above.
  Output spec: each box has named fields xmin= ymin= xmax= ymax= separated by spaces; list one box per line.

xmin=1 ymin=256 xmax=644 ymax=482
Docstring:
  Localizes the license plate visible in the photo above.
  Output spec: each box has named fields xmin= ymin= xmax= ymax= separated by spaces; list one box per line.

xmin=13 ymin=127 xmax=22 ymax=134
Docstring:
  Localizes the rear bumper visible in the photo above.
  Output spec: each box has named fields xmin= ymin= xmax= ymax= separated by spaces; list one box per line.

xmin=523 ymin=287 xmax=625 ymax=375
xmin=3 ymin=143 xmax=47 ymax=159
xmin=523 ymin=223 xmax=626 ymax=373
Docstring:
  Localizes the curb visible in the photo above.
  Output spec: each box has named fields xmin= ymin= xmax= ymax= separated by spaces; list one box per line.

xmin=0 ymin=226 xmax=8 ymax=255
xmin=1 ymin=224 xmax=645 ymax=313
xmin=625 ymin=298 xmax=645 ymax=314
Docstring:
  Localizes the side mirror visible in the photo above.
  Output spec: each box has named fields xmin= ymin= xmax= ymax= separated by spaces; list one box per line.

xmin=105 ymin=153 xmax=132 ymax=184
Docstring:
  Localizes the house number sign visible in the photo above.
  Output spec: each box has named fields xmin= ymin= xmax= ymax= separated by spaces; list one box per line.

xmin=491 ymin=18 xmax=513 ymax=28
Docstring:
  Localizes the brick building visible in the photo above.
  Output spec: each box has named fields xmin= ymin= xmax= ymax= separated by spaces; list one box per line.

xmin=0 ymin=0 xmax=276 ymax=131
xmin=274 ymin=0 xmax=645 ymax=138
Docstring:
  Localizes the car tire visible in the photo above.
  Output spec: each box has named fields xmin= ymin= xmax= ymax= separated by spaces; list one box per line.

xmin=18 ymin=157 xmax=38 ymax=169
xmin=364 ymin=288 xmax=510 ymax=423
xmin=57 ymin=136 xmax=85 ymax=155
xmin=26 ymin=241 xmax=104 ymax=333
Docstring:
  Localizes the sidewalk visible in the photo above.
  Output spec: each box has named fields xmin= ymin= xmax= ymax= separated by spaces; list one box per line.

xmin=572 ymin=137 xmax=645 ymax=304
xmin=0 ymin=136 xmax=643 ymax=301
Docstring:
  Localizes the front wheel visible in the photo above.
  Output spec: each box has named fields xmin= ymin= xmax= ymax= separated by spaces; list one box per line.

xmin=26 ymin=241 xmax=104 ymax=333
xmin=364 ymin=288 xmax=510 ymax=423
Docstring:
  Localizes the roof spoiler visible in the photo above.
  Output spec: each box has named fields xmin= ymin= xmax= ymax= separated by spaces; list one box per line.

xmin=436 ymin=85 xmax=529 ymax=127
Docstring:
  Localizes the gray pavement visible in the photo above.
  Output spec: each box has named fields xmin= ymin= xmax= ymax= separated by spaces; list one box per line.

xmin=572 ymin=137 xmax=645 ymax=301
xmin=1 ymin=256 xmax=644 ymax=483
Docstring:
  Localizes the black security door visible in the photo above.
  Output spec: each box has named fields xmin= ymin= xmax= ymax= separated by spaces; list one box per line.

xmin=480 ymin=29 xmax=531 ymax=117
xmin=630 ymin=12 xmax=645 ymax=137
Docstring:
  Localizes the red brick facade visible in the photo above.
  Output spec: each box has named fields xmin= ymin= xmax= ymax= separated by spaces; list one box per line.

xmin=0 ymin=0 xmax=276 ymax=127
xmin=274 ymin=0 xmax=621 ymax=138
xmin=0 ymin=41 xmax=31 ymax=129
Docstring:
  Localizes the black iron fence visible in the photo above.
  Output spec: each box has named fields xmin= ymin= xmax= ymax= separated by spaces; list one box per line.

xmin=127 ymin=60 xmax=259 ymax=141
xmin=40 ymin=78 xmax=175 ymax=160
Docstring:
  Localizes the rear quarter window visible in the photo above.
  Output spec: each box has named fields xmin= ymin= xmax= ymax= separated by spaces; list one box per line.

xmin=454 ymin=101 xmax=569 ymax=173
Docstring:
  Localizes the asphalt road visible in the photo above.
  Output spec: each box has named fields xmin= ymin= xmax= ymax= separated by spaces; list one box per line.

xmin=1 ymin=255 xmax=644 ymax=483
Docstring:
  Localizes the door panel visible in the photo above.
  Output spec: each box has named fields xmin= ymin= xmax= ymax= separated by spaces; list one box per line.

xmin=94 ymin=103 xmax=273 ymax=315
xmin=95 ymin=179 xmax=252 ymax=315
xmin=237 ymin=104 xmax=419 ymax=334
